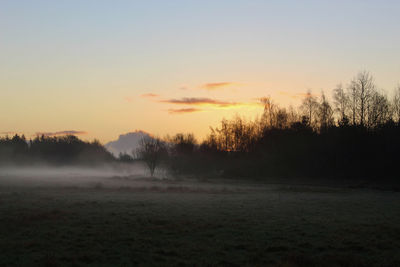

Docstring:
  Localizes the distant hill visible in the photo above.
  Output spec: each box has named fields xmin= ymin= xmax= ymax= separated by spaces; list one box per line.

xmin=105 ymin=131 xmax=152 ymax=157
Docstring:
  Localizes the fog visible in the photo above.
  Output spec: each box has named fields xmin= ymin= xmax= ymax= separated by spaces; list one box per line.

xmin=0 ymin=163 xmax=155 ymax=188
xmin=0 ymin=164 xmax=249 ymax=194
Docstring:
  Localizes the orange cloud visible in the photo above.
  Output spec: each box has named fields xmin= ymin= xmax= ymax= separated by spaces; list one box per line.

xmin=160 ymin=97 xmax=240 ymax=107
xmin=168 ymin=108 xmax=203 ymax=114
xmin=160 ymin=97 xmax=263 ymax=110
xmin=34 ymin=130 xmax=87 ymax=137
xmin=202 ymin=82 xmax=234 ymax=90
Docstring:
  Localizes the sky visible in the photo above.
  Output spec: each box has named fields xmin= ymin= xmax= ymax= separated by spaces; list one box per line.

xmin=1 ymin=0 xmax=399 ymax=143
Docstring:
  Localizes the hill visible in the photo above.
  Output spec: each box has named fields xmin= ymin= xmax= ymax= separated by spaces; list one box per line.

xmin=105 ymin=131 xmax=151 ymax=156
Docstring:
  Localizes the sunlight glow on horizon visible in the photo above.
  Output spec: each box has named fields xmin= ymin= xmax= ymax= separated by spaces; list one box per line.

xmin=1 ymin=0 xmax=399 ymax=143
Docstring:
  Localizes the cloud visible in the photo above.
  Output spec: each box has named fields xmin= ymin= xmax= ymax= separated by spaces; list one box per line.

xmin=159 ymin=97 xmax=263 ymax=112
xmin=160 ymin=97 xmax=239 ymax=107
xmin=34 ymin=130 xmax=87 ymax=137
xmin=141 ymin=93 xmax=159 ymax=98
xmin=168 ymin=108 xmax=203 ymax=114
xmin=202 ymin=82 xmax=234 ymax=90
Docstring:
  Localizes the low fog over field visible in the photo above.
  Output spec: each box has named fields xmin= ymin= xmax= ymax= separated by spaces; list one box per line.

xmin=0 ymin=165 xmax=250 ymax=194
xmin=3 ymin=0 xmax=400 ymax=265
xmin=0 ymin=164 xmax=149 ymax=188
xmin=0 ymin=169 xmax=399 ymax=266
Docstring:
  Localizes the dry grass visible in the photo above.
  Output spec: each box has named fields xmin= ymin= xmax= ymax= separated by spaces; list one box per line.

xmin=0 ymin=176 xmax=399 ymax=266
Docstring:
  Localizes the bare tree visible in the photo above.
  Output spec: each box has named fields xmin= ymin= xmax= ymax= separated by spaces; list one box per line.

xmin=275 ymin=108 xmax=289 ymax=129
xmin=136 ymin=136 xmax=166 ymax=177
xmin=217 ymin=118 xmax=232 ymax=151
xmin=260 ymin=97 xmax=291 ymax=129
xmin=367 ymin=90 xmax=391 ymax=128
xmin=333 ymin=83 xmax=349 ymax=124
xmin=229 ymin=116 xmax=258 ymax=152
xmin=169 ymin=133 xmax=197 ymax=155
xmin=347 ymin=80 xmax=358 ymax=125
xmin=393 ymin=85 xmax=400 ymax=124
xmin=348 ymin=71 xmax=376 ymax=126
xmin=287 ymin=105 xmax=299 ymax=127
xmin=317 ymin=91 xmax=334 ymax=131
xmin=300 ymin=90 xmax=319 ymax=128
xmin=260 ymin=96 xmax=277 ymax=129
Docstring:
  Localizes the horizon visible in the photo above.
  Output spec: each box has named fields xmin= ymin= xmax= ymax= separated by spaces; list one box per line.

xmin=1 ymin=2 xmax=400 ymax=265
xmin=1 ymin=1 xmax=400 ymax=143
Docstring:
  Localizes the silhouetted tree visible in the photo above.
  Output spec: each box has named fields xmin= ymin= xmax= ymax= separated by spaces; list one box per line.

xmin=0 ymin=134 xmax=114 ymax=165
xmin=333 ymin=83 xmax=349 ymax=124
xmin=367 ymin=90 xmax=391 ymax=128
xmin=166 ymin=133 xmax=198 ymax=176
xmin=300 ymin=90 xmax=319 ymax=128
xmin=349 ymin=71 xmax=376 ymax=126
xmin=317 ymin=91 xmax=334 ymax=131
xmin=261 ymin=96 xmax=277 ymax=128
xmin=180 ymin=73 xmax=400 ymax=180
xmin=287 ymin=105 xmax=299 ymax=127
xmin=348 ymin=79 xmax=358 ymax=125
xmin=2 ymin=71 xmax=400 ymax=183
xmin=136 ymin=136 xmax=166 ymax=176
xmin=168 ymin=133 xmax=197 ymax=157
xmin=393 ymin=85 xmax=400 ymax=124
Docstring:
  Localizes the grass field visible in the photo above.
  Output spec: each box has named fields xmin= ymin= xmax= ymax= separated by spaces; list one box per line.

xmin=0 ymin=173 xmax=399 ymax=266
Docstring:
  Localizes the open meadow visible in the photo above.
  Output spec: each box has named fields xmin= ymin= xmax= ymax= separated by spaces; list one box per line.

xmin=0 ymin=171 xmax=399 ymax=266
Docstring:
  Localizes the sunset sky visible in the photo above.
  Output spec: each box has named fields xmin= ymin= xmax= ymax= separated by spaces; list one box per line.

xmin=1 ymin=0 xmax=399 ymax=143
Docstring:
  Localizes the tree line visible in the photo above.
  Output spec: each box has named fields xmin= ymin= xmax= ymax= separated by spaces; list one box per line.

xmin=137 ymin=71 xmax=400 ymax=180
xmin=2 ymin=71 xmax=399 ymax=181
xmin=0 ymin=135 xmax=114 ymax=166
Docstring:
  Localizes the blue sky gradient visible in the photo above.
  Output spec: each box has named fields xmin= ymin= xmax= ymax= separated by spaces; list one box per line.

xmin=1 ymin=1 xmax=399 ymax=141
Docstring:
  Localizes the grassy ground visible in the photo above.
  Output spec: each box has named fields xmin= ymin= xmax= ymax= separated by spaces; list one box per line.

xmin=0 ymin=176 xmax=399 ymax=266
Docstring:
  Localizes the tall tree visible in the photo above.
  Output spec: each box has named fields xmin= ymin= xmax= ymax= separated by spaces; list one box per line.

xmin=333 ymin=83 xmax=349 ymax=124
xmin=349 ymin=71 xmax=376 ymax=126
xmin=170 ymin=133 xmax=197 ymax=155
xmin=367 ymin=90 xmax=391 ymax=128
xmin=260 ymin=96 xmax=276 ymax=129
xmin=317 ymin=91 xmax=334 ymax=131
xmin=393 ymin=85 xmax=400 ymax=124
xmin=136 ymin=136 xmax=167 ymax=177
xmin=217 ymin=118 xmax=232 ymax=151
xmin=347 ymin=80 xmax=358 ymax=125
xmin=300 ymin=90 xmax=319 ymax=128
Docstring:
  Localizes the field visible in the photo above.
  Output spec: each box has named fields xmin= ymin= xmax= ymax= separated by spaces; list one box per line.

xmin=0 ymin=171 xmax=399 ymax=266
